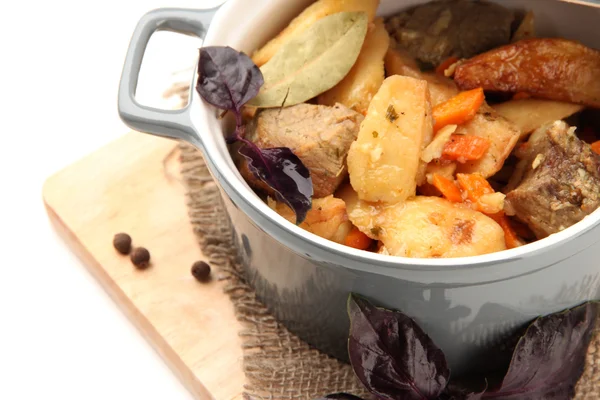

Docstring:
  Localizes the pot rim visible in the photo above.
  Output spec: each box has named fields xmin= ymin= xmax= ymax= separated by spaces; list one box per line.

xmin=192 ymin=0 xmax=600 ymax=277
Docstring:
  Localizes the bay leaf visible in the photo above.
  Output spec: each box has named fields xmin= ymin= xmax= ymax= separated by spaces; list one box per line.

xmin=247 ymin=11 xmax=368 ymax=108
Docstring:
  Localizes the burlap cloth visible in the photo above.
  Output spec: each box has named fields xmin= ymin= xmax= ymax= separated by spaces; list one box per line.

xmin=167 ymin=84 xmax=600 ymax=399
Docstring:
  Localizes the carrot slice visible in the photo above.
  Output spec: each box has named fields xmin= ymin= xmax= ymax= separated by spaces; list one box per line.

xmin=456 ymin=173 xmax=494 ymax=203
xmin=432 ymin=87 xmax=484 ymax=132
xmin=489 ymin=213 xmax=523 ymax=249
xmin=431 ymin=174 xmax=463 ymax=202
xmin=442 ymin=135 xmax=491 ymax=162
xmin=512 ymin=91 xmax=531 ymax=100
xmin=591 ymin=140 xmax=600 ymax=155
xmin=344 ymin=226 xmax=373 ymax=250
xmin=435 ymin=56 xmax=459 ymax=75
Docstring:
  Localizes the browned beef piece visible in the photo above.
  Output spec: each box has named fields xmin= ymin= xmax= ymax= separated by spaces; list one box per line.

xmin=505 ymin=121 xmax=600 ymax=238
xmin=385 ymin=0 xmax=514 ymax=68
xmin=240 ymin=103 xmax=363 ymax=198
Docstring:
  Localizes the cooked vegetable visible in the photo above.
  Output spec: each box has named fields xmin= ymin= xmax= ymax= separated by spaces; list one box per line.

xmin=432 ymin=87 xmax=484 ymax=132
xmin=591 ymin=140 xmax=600 ymax=155
xmin=385 ymin=46 xmax=459 ymax=106
xmin=242 ymin=103 xmax=363 ymax=198
xmin=347 ymin=196 xmax=506 ymax=258
xmin=490 ymin=213 xmax=523 ymax=249
xmin=251 ymin=0 xmax=379 ymax=66
xmin=318 ymin=18 xmax=389 ymax=115
xmin=249 ymin=12 xmax=368 ymax=108
xmin=454 ymin=104 xmax=521 ymax=177
xmin=456 ymin=173 xmax=494 ymax=206
xmin=442 ymin=134 xmax=490 ymax=163
xmin=197 ymin=46 xmax=313 ymax=223
xmin=431 ymin=174 xmax=463 ymax=203
xmin=435 ymin=56 xmax=459 ymax=75
xmin=344 ymin=226 xmax=373 ymax=250
xmin=511 ymin=11 xmax=535 ymax=43
xmin=348 ymin=75 xmax=433 ymax=203
xmin=505 ymin=121 xmax=600 ymax=238
xmin=425 ymin=161 xmax=456 ymax=182
xmin=384 ymin=0 xmax=514 ymax=67
xmin=268 ymin=195 xmax=351 ymax=244
xmin=421 ymin=124 xmax=456 ymax=163
xmin=493 ymin=98 xmax=583 ymax=139
xmin=454 ymin=38 xmax=600 ymax=108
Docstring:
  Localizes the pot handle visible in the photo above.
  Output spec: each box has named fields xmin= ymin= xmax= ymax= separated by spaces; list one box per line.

xmin=118 ymin=7 xmax=220 ymax=146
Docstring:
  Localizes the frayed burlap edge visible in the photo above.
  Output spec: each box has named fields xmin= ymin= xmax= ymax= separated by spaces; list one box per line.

xmin=179 ymin=143 xmax=369 ymax=400
xmin=171 ymin=85 xmax=599 ymax=400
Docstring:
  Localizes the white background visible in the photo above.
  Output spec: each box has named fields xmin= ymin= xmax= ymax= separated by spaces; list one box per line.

xmin=0 ymin=1 xmax=223 ymax=398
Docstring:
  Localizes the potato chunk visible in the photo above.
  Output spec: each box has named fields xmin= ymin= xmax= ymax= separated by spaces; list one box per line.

xmin=493 ymin=98 xmax=583 ymax=139
xmin=318 ymin=18 xmax=390 ymax=115
xmin=454 ymin=38 xmax=600 ymax=108
xmin=454 ymin=104 xmax=520 ymax=177
xmin=347 ymin=75 xmax=433 ymax=203
xmin=269 ymin=195 xmax=352 ymax=244
xmin=348 ymin=196 xmax=506 ymax=258
xmin=252 ymin=0 xmax=379 ymax=66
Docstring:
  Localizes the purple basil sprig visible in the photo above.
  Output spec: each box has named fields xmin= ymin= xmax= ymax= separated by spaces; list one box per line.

xmin=347 ymin=295 xmax=450 ymax=400
xmin=196 ymin=46 xmax=313 ymax=223
xmin=332 ymin=296 xmax=599 ymax=400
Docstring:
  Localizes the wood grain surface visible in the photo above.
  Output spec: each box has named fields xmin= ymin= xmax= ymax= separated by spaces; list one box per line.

xmin=43 ymin=132 xmax=245 ymax=400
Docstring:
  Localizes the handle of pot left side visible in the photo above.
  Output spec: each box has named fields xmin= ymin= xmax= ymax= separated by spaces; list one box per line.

xmin=118 ymin=7 xmax=219 ymax=146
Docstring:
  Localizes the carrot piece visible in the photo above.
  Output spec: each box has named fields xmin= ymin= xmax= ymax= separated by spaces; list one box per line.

xmin=591 ymin=140 xmax=600 ymax=155
xmin=431 ymin=174 xmax=463 ymax=202
xmin=432 ymin=88 xmax=485 ymax=132
xmin=512 ymin=91 xmax=531 ymax=100
xmin=442 ymin=135 xmax=491 ymax=162
xmin=435 ymin=56 xmax=459 ymax=75
xmin=344 ymin=226 xmax=373 ymax=250
xmin=489 ymin=213 xmax=523 ymax=249
xmin=456 ymin=173 xmax=494 ymax=203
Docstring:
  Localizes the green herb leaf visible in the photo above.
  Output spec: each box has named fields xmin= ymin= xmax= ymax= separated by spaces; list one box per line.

xmin=248 ymin=12 xmax=368 ymax=108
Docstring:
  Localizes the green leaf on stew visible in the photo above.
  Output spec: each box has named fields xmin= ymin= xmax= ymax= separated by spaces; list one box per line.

xmin=248 ymin=12 xmax=368 ymax=108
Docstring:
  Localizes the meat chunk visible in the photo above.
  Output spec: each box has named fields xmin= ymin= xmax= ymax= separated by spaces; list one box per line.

xmin=454 ymin=38 xmax=600 ymax=109
xmin=505 ymin=121 xmax=600 ymax=238
xmin=385 ymin=0 xmax=514 ymax=68
xmin=241 ymin=103 xmax=363 ymax=198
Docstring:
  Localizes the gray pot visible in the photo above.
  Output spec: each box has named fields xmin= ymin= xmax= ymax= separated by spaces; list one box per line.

xmin=118 ymin=0 xmax=600 ymax=375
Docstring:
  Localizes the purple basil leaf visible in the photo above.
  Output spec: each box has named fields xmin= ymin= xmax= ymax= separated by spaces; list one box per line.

xmin=196 ymin=46 xmax=263 ymax=113
xmin=347 ymin=294 xmax=450 ymax=400
xmin=482 ymin=302 xmax=599 ymax=399
xmin=239 ymin=144 xmax=313 ymax=224
xmin=314 ymin=393 xmax=366 ymax=400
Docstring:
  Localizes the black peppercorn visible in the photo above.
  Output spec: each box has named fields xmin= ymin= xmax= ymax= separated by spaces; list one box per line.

xmin=191 ymin=261 xmax=211 ymax=282
xmin=131 ymin=247 xmax=151 ymax=269
xmin=113 ymin=233 xmax=132 ymax=255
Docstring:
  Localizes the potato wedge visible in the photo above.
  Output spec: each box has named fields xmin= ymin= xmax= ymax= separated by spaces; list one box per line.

xmin=493 ymin=98 xmax=583 ymax=139
xmin=385 ymin=46 xmax=458 ymax=106
xmin=454 ymin=104 xmax=520 ymax=177
xmin=347 ymin=75 xmax=433 ymax=203
xmin=454 ymin=38 xmax=600 ymax=108
xmin=252 ymin=0 xmax=379 ymax=66
xmin=318 ymin=18 xmax=390 ymax=115
xmin=348 ymin=196 xmax=505 ymax=258
xmin=268 ymin=195 xmax=352 ymax=244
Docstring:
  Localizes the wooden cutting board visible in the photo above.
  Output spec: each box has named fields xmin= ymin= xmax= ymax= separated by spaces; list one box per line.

xmin=43 ymin=132 xmax=245 ymax=400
